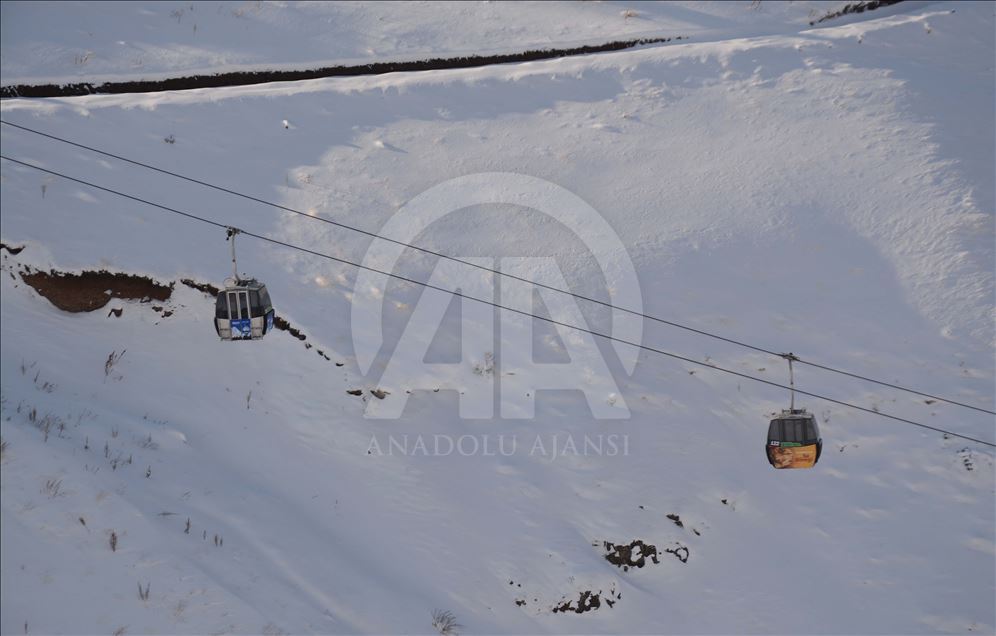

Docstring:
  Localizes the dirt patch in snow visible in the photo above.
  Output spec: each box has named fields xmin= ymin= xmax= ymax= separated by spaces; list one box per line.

xmin=272 ymin=315 xmax=306 ymax=341
xmin=21 ymin=268 xmax=172 ymax=312
xmin=0 ymin=36 xmax=685 ymax=99
xmin=13 ymin=258 xmax=342 ymax=363
xmin=603 ymin=539 xmax=660 ymax=571
xmin=1 ymin=243 xmax=25 ymax=255
xmin=552 ymin=590 xmax=601 ymax=614
xmin=180 ymin=278 xmax=220 ymax=296
xmin=665 ymin=543 xmax=690 ymax=563
xmin=602 ymin=538 xmax=690 ymax=571
xmin=809 ymin=0 xmax=905 ymax=26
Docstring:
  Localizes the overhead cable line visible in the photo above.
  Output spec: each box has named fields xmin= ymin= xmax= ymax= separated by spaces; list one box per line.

xmin=2 ymin=154 xmax=992 ymax=448
xmin=1 ymin=119 xmax=991 ymax=416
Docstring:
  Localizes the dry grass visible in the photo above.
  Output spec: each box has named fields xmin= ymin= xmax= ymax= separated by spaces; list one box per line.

xmin=42 ymin=478 xmax=63 ymax=498
xmin=431 ymin=609 xmax=461 ymax=636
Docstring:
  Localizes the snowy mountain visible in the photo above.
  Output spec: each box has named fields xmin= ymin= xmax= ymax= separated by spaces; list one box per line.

xmin=1 ymin=2 xmax=994 ymax=634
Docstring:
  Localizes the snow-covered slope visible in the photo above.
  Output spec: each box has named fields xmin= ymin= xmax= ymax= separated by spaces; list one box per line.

xmin=1 ymin=2 xmax=994 ymax=634
xmin=1 ymin=1 xmax=906 ymax=85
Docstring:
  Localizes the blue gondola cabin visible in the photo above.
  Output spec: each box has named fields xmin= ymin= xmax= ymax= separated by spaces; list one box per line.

xmin=215 ymin=279 xmax=274 ymax=341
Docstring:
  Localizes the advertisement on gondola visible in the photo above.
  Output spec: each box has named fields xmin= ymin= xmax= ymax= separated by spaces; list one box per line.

xmin=767 ymin=443 xmax=818 ymax=469
xmin=231 ymin=318 xmax=252 ymax=340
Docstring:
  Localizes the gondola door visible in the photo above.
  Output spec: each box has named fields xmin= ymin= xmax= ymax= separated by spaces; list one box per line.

xmin=227 ymin=289 xmax=252 ymax=340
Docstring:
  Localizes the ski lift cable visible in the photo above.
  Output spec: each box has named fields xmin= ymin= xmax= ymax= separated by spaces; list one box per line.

xmin=1 ymin=120 xmax=992 ymax=416
xmin=3 ymin=155 xmax=992 ymax=448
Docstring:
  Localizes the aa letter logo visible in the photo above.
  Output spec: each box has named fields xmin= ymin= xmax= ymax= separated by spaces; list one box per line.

xmin=351 ymin=173 xmax=644 ymax=420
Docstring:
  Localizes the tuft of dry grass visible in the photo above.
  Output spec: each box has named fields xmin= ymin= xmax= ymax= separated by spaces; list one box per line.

xmin=105 ymin=350 xmax=127 ymax=379
xmin=42 ymin=478 xmax=63 ymax=498
xmin=431 ymin=609 xmax=461 ymax=636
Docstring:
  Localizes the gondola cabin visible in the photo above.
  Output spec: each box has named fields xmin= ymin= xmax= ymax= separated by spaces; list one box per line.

xmin=215 ymin=279 xmax=274 ymax=341
xmin=766 ymin=409 xmax=822 ymax=469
